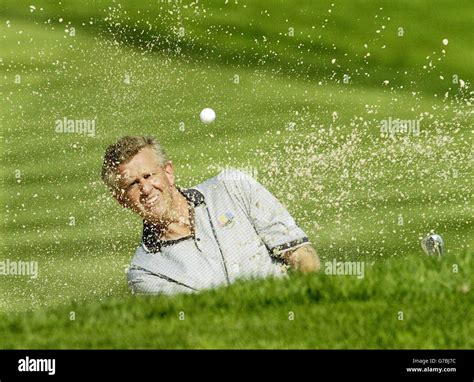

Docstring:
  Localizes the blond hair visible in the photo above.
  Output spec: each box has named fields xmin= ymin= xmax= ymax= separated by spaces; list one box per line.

xmin=101 ymin=136 xmax=168 ymax=193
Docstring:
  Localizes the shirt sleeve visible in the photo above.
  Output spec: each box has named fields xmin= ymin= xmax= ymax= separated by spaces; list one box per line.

xmin=128 ymin=266 xmax=196 ymax=295
xmin=220 ymin=169 xmax=310 ymax=258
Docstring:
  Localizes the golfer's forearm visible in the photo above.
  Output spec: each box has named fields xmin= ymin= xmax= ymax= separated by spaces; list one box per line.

xmin=284 ymin=244 xmax=320 ymax=273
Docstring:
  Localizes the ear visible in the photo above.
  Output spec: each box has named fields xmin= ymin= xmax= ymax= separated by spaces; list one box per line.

xmin=163 ymin=161 xmax=175 ymax=186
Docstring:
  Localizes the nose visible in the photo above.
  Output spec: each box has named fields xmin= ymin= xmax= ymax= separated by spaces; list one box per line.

xmin=139 ymin=179 xmax=154 ymax=196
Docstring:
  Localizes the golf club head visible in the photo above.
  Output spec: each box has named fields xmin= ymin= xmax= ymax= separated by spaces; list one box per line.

xmin=421 ymin=234 xmax=444 ymax=257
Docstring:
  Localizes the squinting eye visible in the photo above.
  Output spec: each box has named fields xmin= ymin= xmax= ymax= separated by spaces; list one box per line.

xmin=127 ymin=181 xmax=139 ymax=190
xmin=144 ymin=173 xmax=154 ymax=179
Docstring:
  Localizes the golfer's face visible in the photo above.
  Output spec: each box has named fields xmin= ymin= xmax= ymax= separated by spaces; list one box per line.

xmin=116 ymin=148 xmax=174 ymax=222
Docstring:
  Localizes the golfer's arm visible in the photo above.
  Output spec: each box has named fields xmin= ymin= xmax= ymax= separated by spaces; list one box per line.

xmin=283 ymin=244 xmax=320 ymax=273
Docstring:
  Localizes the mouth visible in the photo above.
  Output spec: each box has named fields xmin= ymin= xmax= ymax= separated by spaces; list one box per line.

xmin=143 ymin=194 xmax=159 ymax=209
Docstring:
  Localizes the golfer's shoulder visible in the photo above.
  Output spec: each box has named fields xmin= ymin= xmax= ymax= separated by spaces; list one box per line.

xmin=197 ymin=168 xmax=256 ymax=193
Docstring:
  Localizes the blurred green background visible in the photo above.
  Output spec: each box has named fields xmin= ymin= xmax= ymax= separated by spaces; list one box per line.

xmin=0 ymin=0 xmax=472 ymax=348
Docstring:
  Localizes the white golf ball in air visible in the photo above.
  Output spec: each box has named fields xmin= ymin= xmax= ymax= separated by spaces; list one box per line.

xmin=200 ymin=108 xmax=216 ymax=124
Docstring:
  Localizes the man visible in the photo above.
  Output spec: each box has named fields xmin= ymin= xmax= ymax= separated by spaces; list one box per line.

xmin=101 ymin=136 xmax=320 ymax=295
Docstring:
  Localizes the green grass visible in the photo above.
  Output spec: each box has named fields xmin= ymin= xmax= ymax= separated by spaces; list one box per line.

xmin=0 ymin=0 xmax=472 ymax=348
xmin=0 ymin=253 xmax=472 ymax=348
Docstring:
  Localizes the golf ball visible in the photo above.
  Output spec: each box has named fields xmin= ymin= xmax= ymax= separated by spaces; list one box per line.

xmin=200 ymin=108 xmax=216 ymax=124
xmin=421 ymin=233 xmax=444 ymax=257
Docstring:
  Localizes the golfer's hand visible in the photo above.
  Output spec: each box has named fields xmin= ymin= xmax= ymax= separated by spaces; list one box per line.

xmin=283 ymin=244 xmax=320 ymax=273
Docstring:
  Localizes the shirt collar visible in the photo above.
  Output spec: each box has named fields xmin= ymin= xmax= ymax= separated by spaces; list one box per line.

xmin=178 ymin=187 xmax=205 ymax=208
xmin=141 ymin=188 xmax=205 ymax=253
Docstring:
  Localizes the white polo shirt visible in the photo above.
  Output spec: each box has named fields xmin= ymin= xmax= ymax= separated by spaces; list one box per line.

xmin=127 ymin=169 xmax=310 ymax=295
